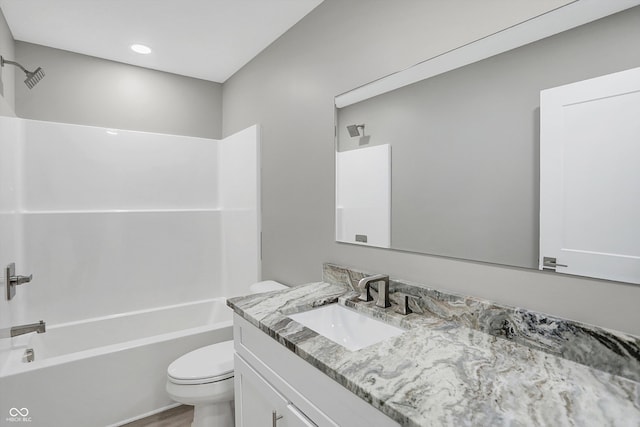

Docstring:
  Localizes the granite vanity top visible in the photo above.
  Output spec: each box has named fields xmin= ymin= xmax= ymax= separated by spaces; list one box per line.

xmin=227 ymin=265 xmax=640 ymax=426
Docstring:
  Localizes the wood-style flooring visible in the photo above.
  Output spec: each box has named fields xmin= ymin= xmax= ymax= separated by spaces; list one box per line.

xmin=121 ymin=405 xmax=193 ymax=427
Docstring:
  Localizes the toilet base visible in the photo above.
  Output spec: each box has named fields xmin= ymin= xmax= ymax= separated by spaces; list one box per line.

xmin=192 ymin=401 xmax=234 ymax=427
xmin=166 ymin=376 xmax=235 ymax=427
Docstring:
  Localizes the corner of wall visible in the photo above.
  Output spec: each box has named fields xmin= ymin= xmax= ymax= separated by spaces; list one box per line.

xmin=0 ymin=6 xmax=16 ymax=116
xmin=0 ymin=94 xmax=16 ymax=117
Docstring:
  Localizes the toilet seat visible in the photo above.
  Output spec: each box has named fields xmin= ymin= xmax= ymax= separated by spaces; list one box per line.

xmin=167 ymin=340 xmax=234 ymax=385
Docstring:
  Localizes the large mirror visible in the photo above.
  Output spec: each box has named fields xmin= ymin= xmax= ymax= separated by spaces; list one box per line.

xmin=335 ymin=1 xmax=640 ymax=283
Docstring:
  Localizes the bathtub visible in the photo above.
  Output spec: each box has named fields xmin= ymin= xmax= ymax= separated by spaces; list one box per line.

xmin=0 ymin=298 xmax=233 ymax=427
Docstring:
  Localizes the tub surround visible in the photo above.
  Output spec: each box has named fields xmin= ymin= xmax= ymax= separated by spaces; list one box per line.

xmin=227 ymin=264 xmax=640 ymax=426
xmin=0 ymin=117 xmax=260 ymax=326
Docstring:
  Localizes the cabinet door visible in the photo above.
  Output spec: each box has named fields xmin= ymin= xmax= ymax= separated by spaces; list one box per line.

xmin=235 ymin=354 xmax=317 ymax=427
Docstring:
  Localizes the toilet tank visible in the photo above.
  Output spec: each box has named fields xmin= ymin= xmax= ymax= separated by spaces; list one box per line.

xmin=250 ymin=280 xmax=287 ymax=294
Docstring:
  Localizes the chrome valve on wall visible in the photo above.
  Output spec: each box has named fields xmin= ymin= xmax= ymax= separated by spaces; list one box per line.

xmin=5 ymin=262 xmax=33 ymax=300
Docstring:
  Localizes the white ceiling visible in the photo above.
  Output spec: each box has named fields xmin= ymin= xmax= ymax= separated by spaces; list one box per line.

xmin=0 ymin=0 xmax=324 ymax=83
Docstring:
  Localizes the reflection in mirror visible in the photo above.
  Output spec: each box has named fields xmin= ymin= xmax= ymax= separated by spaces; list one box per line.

xmin=336 ymin=144 xmax=391 ymax=247
xmin=539 ymin=67 xmax=640 ymax=284
xmin=335 ymin=3 xmax=640 ymax=281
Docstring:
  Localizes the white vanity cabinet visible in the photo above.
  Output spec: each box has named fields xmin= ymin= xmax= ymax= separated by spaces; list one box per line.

xmin=233 ymin=314 xmax=400 ymax=427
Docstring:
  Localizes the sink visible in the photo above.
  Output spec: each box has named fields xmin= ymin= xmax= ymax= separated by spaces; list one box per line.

xmin=288 ymin=304 xmax=405 ymax=351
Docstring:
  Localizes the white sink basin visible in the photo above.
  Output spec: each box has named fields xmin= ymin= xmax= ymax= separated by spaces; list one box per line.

xmin=288 ymin=304 xmax=405 ymax=351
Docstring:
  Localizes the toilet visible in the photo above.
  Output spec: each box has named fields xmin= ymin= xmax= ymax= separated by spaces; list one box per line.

xmin=166 ymin=281 xmax=287 ymax=427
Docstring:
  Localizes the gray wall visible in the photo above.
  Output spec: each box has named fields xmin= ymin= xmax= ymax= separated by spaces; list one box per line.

xmin=0 ymin=7 xmax=15 ymax=115
xmin=337 ymin=9 xmax=640 ymax=269
xmin=223 ymin=0 xmax=640 ymax=336
xmin=15 ymin=42 xmax=222 ymax=138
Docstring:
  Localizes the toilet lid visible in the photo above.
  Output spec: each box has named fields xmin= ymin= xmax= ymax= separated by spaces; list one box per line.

xmin=168 ymin=341 xmax=234 ymax=385
xmin=250 ymin=280 xmax=287 ymax=293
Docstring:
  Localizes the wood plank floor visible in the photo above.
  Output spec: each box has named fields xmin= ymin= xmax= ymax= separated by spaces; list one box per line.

xmin=121 ymin=405 xmax=193 ymax=427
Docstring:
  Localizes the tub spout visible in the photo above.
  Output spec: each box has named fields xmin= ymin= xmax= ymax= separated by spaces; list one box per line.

xmin=0 ymin=320 xmax=46 ymax=338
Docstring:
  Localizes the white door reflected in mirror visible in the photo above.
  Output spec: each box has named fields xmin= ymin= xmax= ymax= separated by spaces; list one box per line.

xmin=336 ymin=144 xmax=391 ymax=248
xmin=540 ymin=66 xmax=640 ymax=284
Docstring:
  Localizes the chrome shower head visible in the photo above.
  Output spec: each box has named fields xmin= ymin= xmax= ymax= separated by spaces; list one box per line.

xmin=24 ymin=67 xmax=45 ymax=89
xmin=1 ymin=56 xmax=46 ymax=89
xmin=347 ymin=124 xmax=364 ymax=137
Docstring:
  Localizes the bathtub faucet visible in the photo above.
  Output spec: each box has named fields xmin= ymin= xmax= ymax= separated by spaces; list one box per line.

xmin=0 ymin=320 xmax=46 ymax=338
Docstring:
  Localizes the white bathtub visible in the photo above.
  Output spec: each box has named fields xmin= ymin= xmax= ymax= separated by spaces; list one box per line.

xmin=0 ymin=298 xmax=233 ymax=427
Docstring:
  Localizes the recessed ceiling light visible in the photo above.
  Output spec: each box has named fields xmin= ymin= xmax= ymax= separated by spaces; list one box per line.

xmin=130 ymin=44 xmax=152 ymax=55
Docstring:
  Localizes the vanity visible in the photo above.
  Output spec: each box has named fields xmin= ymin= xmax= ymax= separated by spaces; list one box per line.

xmin=228 ymin=264 xmax=640 ymax=426
xmin=227 ymin=4 xmax=640 ymax=424
xmin=231 ymin=285 xmax=399 ymax=427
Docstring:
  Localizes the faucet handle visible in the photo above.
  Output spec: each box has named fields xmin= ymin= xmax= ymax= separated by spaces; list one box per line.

xmin=13 ymin=274 xmax=33 ymax=286
xmin=376 ymin=277 xmax=391 ymax=309
xmin=395 ymin=293 xmax=413 ymax=315
xmin=5 ymin=262 xmax=34 ymax=300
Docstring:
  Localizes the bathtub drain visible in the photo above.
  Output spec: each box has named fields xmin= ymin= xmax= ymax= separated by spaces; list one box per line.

xmin=24 ymin=348 xmax=35 ymax=363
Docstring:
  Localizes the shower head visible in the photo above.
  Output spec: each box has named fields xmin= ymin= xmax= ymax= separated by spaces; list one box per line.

xmin=24 ymin=67 xmax=45 ymax=89
xmin=347 ymin=124 xmax=365 ymax=138
xmin=1 ymin=56 xmax=45 ymax=89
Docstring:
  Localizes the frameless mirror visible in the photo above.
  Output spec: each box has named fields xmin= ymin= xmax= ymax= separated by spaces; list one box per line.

xmin=335 ymin=1 xmax=640 ymax=283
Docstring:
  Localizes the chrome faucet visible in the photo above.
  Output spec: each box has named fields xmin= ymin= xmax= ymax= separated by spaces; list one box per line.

xmin=357 ymin=274 xmax=391 ymax=308
xmin=0 ymin=321 xmax=46 ymax=338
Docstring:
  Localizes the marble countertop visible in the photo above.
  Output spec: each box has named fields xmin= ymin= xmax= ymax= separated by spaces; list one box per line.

xmin=227 ymin=280 xmax=640 ymax=426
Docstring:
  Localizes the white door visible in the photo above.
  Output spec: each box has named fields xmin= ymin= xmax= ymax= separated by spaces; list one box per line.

xmin=539 ymin=66 xmax=640 ymax=284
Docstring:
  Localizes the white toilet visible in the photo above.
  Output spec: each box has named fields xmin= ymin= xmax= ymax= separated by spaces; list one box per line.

xmin=166 ymin=281 xmax=287 ymax=427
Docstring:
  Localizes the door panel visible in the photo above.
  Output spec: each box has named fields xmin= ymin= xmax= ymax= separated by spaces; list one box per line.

xmin=540 ymin=66 xmax=640 ymax=284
